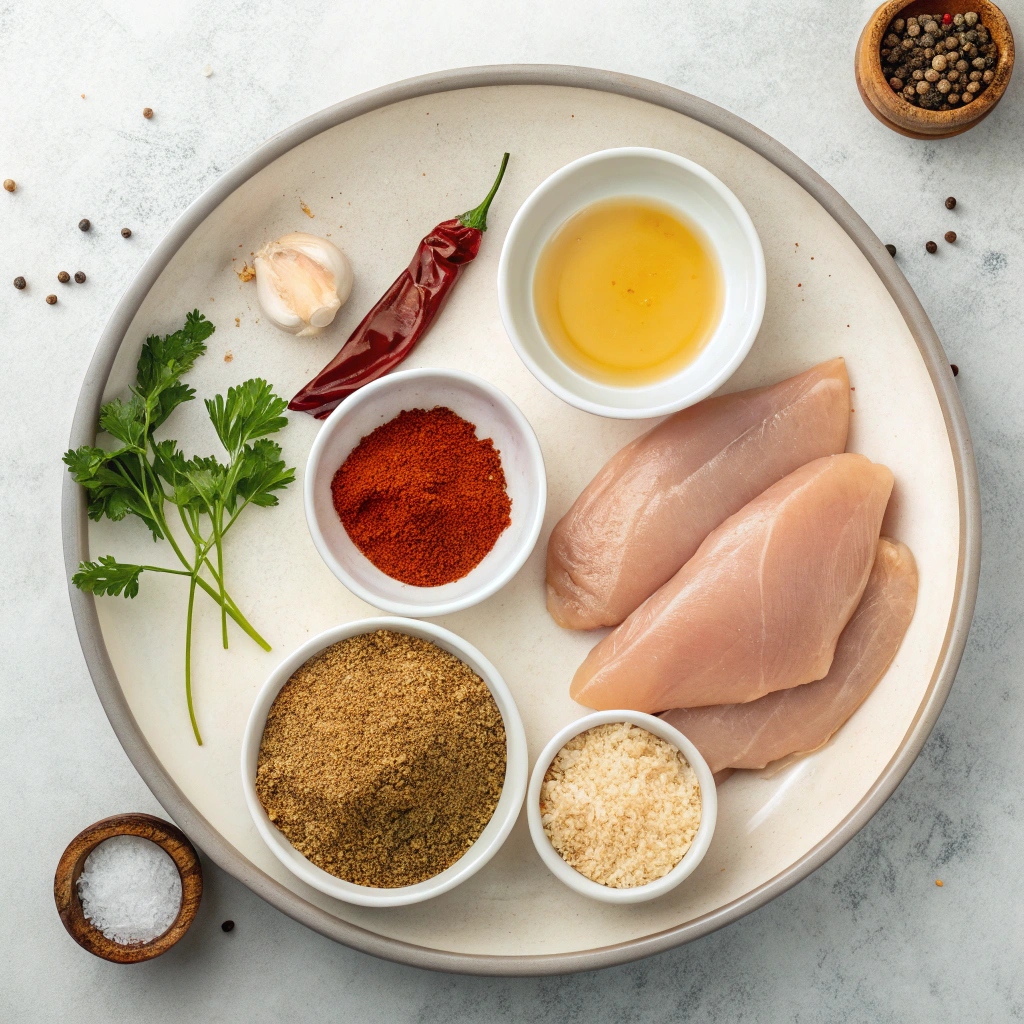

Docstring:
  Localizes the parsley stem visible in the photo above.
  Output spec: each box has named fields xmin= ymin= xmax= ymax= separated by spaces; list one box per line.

xmin=192 ymin=573 xmax=271 ymax=651
xmin=185 ymin=570 xmax=202 ymax=745
xmin=215 ymin=503 xmax=228 ymax=650
xmin=167 ymin=506 xmax=269 ymax=649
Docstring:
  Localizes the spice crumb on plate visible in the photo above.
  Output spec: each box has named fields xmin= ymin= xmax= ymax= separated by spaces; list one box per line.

xmin=540 ymin=722 xmax=701 ymax=888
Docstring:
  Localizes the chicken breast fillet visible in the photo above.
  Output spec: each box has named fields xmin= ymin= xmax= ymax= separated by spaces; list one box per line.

xmin=661 ymin=538 xmax=918 ymax=774
xmin=547 ymin=358 xmax=850 ymax=630
xmin=570 ymin=454 xmax=894 ymax=711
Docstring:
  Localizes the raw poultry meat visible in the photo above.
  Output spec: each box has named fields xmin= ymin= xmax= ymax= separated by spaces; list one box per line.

xmin=547 ymin=359 xmax=851 ymax=630
xmin=569 ymin=453 xmax=894 ymax=711
xmin=661 ymin=538 xmax=918 ymax=773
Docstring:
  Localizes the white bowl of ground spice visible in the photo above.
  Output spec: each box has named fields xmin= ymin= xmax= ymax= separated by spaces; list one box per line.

xmin=304 ymin=367 xmax=546 ymax=617
xmin=527 ymin=711 xmax=717 ymax=903
xmin=241 ymin=617 xmax=528 ymax=907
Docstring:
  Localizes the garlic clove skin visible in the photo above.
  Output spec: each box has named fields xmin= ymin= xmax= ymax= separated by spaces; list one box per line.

xmin=253 ymin=231 xmax=354 ymax=337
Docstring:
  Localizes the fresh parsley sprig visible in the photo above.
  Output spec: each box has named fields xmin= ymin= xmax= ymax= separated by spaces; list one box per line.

xmin=65 ymin=311 xmax=295 ymax=744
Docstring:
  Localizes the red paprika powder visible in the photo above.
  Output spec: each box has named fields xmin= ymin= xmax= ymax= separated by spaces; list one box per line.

xmin=331 ymin=406 xmax=512 ymax=586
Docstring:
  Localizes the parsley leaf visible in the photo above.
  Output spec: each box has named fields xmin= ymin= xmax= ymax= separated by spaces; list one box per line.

xmin=205 ymin=378 xmax=289 ymax=455
xmin=73 ymin=556 xmax=145 ymax=598
xmin=234 ymin=438 xmax=296 ymax=509
xmin=97 ymin=395 xmax=147 ymax=451
xmin=136 ymin=309 xmax=214 ymax=429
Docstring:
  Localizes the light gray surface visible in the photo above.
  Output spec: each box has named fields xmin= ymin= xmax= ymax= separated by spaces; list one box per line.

xmin=1 ymin=0 xmax=1019 ymax=1019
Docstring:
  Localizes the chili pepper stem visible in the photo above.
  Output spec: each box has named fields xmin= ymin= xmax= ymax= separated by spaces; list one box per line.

xmin=458 ymin=153 xmax=510 ymax=231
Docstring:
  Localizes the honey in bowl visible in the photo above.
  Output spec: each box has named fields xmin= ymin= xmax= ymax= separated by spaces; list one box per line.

xmin=533 ymin=198 xmax=723 ymax=386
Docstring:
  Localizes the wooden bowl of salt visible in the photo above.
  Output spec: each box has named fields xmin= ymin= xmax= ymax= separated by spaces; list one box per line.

xmin=53 ymin=812 xmax=203 ymax=963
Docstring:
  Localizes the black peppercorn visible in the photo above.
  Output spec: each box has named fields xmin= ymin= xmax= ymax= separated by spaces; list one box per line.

xmin=950 ymin=363 xmax=959 ymax=376
xmin=946 ymin=196 xmax=957 ymax=209
xmin=78 ymin=218 xmax=91 ymax=231
xmin=57 ymin=271 xmax=70 ymax=283
xmin=13 ymin=276 xmax=26 ymax=289
xmin=885 ymin=243 xmax=897 ymax=256
xmin=926 ymin=240 xmax=938 ymax=253
xmin=74 ymin=270 xmax=86 ymax=283
xmin=121 ymin=227 xmax=132 ymax=238
xmin=46 ymin=293 xmax=57 ymax=304
xmin=945 ymin=231 xmax=957 ymax=243
xmin=221 ymin=920 xmax=235 ymax=932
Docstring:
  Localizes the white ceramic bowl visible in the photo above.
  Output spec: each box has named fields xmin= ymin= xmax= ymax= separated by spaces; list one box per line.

xmin=498 ymin=147 xmax=766 ymax=419
xmin=304 ymin=368 xmax=546 ymax=617
xmin=527 ymin=710 xmax=718 ymax=904
xmin=241 ymin=617 xmax=529 ymax=907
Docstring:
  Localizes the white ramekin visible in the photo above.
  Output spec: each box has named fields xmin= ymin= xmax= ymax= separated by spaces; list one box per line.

xmin=527 ymin=710 xmax=718 ymax=904
xmin=498 ymin=147 xmax=766 ymax=419
xmin=303 ymin=367 xmax=546 ymax=617
xmin=241 ymin=617 xmax=529 ymax=907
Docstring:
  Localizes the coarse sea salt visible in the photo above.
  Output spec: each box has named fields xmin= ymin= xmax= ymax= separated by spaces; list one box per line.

xmin=77 ymin=835 xmax=182 ymax=945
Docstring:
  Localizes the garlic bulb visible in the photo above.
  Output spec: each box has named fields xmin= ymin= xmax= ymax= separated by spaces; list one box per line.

xmin=253 ymin=232 xmax=353 ymax=337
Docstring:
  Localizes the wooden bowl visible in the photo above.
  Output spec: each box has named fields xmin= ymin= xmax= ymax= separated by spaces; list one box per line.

xmin=855 ymin=0 xmax=1015 ymax=138
xmin=53 ymin=813 xmax=203 ymax=963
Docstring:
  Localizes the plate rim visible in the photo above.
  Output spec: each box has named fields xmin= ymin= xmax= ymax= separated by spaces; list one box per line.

xmin=61 ymin=64 xmax=981 ymax=977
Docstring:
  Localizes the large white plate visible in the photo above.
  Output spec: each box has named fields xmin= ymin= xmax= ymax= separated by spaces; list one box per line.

xmin=62 ymin=66 xmax=979 ymax=975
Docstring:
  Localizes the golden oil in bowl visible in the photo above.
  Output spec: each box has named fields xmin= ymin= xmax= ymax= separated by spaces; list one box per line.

xmin=533 ymin=198 xmax=723 ymax=387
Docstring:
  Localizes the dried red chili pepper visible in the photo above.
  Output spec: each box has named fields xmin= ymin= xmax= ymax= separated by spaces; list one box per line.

xmin=289 ymin=153 xmax=510 ymax=418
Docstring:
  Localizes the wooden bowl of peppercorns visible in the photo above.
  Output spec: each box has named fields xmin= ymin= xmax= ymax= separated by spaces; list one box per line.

xmin=856 ymin=1 xmax=1014 ymax=138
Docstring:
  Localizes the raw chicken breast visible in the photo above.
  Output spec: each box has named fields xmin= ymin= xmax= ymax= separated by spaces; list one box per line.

xmin=570 ymin=454 xmax=894 ymax=711
xmin=661 ymin=538 xmax=918 ymax=773
xmin=546 ymin=359 xmax=851 ymax=630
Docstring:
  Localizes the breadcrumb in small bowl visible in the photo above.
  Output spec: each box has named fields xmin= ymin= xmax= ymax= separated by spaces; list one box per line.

xmin=527 ymin=710 xmax=717 ymax=904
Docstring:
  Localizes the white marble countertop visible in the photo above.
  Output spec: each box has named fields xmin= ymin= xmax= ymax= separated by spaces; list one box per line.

xmin=4 ymin=0 xmax=1021 ymax=1019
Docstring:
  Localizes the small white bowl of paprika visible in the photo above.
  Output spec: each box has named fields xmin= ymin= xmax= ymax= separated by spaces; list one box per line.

xmin=304 ymin=367 xmax=547 ymax=617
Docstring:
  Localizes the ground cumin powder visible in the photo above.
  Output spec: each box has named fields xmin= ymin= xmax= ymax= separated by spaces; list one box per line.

xmin=255 ymin=630 xmax=506 ymax=888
